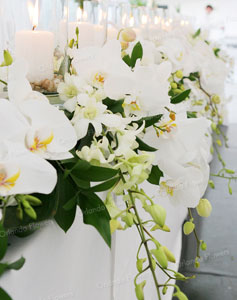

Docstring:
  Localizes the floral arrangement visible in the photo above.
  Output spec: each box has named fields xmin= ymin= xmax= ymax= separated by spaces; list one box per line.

xmin=0 ymin=23 xmax=234 ymax=300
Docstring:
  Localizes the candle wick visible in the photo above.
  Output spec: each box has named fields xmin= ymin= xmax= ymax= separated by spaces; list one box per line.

xmin=32 ymin=25 xmax=36 ymax=31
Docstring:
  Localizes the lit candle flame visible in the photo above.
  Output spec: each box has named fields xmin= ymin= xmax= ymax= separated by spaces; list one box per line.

xmin=129 ymin=16 xmax=135 ymax=27
xmin=122 ymin=14 xmax=127 ymax=26
xmin=77 ymin=7 xmax=82 ymax=21
xmin=154 ymin=16 xmax=160 ymax=25
xmin=82 ymin=10 xmax=88 ymax=21
xmin=141 ymin=14 xmax=148 ymax=25
xmin=28 ymin=0 xmax=39 ymax=30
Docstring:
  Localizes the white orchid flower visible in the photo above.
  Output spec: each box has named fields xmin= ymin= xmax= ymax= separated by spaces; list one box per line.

xmin=157 ymin=36 xmax=197 ymax=75
xmin=8 ymin=59 xmax=48 ymax=106
xmin=104 ymin=61 xmax=172 ymax=116
xmin=58 ymin=73 xmax=88 ymax=101
xmin=144 ymin=116 xmax=210 ymax=165
xmin=158 ymin=157 xmax=208 ymax=208
xmin=0 ymin=141 xmax=57 ymax=197
xmin=0 ymin=99 xmax=77 ymax=160
xmin=74 ymin=40 xmax=131 ymax=88
xmin=72 ymin=96 xmax=123 ymax=140
xmin=77 ymin=137 xmax=115 ymax=166
xmin=0 ymin=66 xmax=8 ymax=92
xmin=114 ymin=123 xmax=145 ymax=158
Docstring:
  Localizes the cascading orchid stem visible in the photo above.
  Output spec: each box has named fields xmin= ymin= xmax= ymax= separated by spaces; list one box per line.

xmin=188 ymin=208 xmax=201 ymax=259
xmin=0 ymin=79 xmax=7 ymax=86
xmin=128 ymin=190 xmax=162 ymax=300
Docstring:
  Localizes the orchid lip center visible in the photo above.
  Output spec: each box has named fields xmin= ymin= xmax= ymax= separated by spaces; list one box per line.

xmin=29 ymin=133 xmax=54 ymax=152
xmin=161 ymin=182 xmax=174 ymax=196
xmin=94 ymin=72 xmax=105 ymax=85
xmin=83 ymin=106 xmax=98 ymax=120
xmin=0 ymin=169 xmax=20 ymax=190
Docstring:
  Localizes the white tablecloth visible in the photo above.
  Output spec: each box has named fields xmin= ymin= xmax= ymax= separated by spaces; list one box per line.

xmin=1 ymin=183 xmax=187 ymax=300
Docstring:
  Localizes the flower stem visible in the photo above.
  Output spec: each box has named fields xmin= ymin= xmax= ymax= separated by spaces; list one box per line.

xmin=188 ymin=208 xmax=200 ymax=258
xmin=128 ymin=190 xmax=161 ymax=300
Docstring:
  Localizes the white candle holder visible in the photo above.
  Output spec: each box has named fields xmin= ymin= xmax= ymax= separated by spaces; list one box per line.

xmin=1 ymin=0 xmax=69 ymax=95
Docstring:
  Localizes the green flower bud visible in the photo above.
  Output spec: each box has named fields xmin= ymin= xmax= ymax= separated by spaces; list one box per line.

xmin=175 ymin=70 xmax=183 ymax=79
xmin=21 ymin=199 xmax=31 ymax=209
xmin=136 ymin=258 xmax=146 ymax=273
xmin=171 ymin=82 xmax=177 ymax=89
xmin=216 ymin=139 xmax=222 ymax=147
xmin=162 ymin=286 xmax=168 ymax=295
xmin=218 ymin=118 xmax=223 ymax=125
xmin=205 ymin=105 xmax=210 ymax=111
xmin=173 ymin=88 xmax=183 ymax=94
xmin=175 ymin=272 xmax=186 ymax=280
xmin=151 ymin=224 xmax=170 ymax=232
xmin=161 ymin=246 xmax=176 ymax=263
xmin=150 ymin=248 xmax=168 ymax=269
xmin=24 ymin=206 xmax=37 ymax=220
xmin=229 ymin=185 xmax=232 ymax=195
xmin=196 ymin=198 xmax=212 ymax=217
xmin=195 ymin=258 xmax=200 ymax=268
xmin=201 ymin=241 xmax=207 ymax=251
xmin=24 ymin=195 xmax=42 ymax=206
xmin=135 ymin=281 xmax=146 ymax=300
xmin=121 ymin=28 xmax=136 ymax=42
xmin=75 ymin=26 xmax=79 ymax=36
xmin=110 ymin=219 xmax=123 ymax=234
xmin=225 ymin=169 xmax=235 ymax=174
xmin=211 ymin=95 xmax=221 ymax=104
xmin=208 ymin=180 xmax=215 ymax=189
xmin=122 ymin=212 xmax=134 ymax=227
xmin=144 ymin=204 xmax=166 ymax=227
xmin=16 ymin=206 xmax=23 ymax=221
xmin=68 ymin=39 xmax=75 ymax=49
xmin=211 ymin=111 xmax=217 ymax=117
xmin=180 ymin=84 xmax=185 ymax=91
xmin=3 ymin=50 xmax=13 ymax=66
xmin=183 ymin=221 xmax=195 ymax=235
xmin=173 ymin=291 xmax=188 ymax=300
xmin=211 ymin=122 xmax=217 ymax=131
xmin=210 ymin=146 xmax=214 ymax=154
xmin=120 ymin=41 xmax=129 ymax=50
xmin=168 ymin=76 xmax=174 ymax=83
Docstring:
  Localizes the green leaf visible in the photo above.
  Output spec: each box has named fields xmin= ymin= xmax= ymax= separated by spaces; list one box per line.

xmin=136 ymin=137 xmax=157 ymax=152
xmin=214 ymin=48 xmax=220 ymax=57
xmin=77 ymin=192 xmax=111 ymax=247
xmin=171 ymin=89 xmax=191 ymax=104
xmin=71 ymin=160 xmax=119 ymax=182
xmin=90 ymin=177 xmax=120 ymax=192
xmin=0 ymin=224 xmax=8 ymax=260
xmin=102 ymin=98 xmax=124 ymax=113
xmin=77 ymin=123 xmax=95 ymax=151
xmin=192 ymin=28 xmax=201 ymax=39
xmin=187 ymin=111 xmax=197 ymax=118
xmin=147 ymin=165 xmax=164 ymax=185
xmin=71 ymin=174 xmax=90 ymax=189
xmin=63 ymin=195 xmax=78 ymax=211
xmin=135 ymin=114 xmax=163 ymax=128
xmin=54 ymin=171 xmax=77 ymax=232
xmin=130 ymin=42 xmax=143 ymax=68
xmin=122 ymin=54 xmax=131 ymax=67
xmin=0 ymin=287 xmax=12 ymax=300
xmin=6 ymin=257 xmax=25 ymax=270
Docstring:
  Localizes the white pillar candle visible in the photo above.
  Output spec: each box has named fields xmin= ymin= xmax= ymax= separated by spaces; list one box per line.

xmin=15 ymin=31 xmax=54 ymax=83
xmin=14 ymin=0 xmax=54 ymax=83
